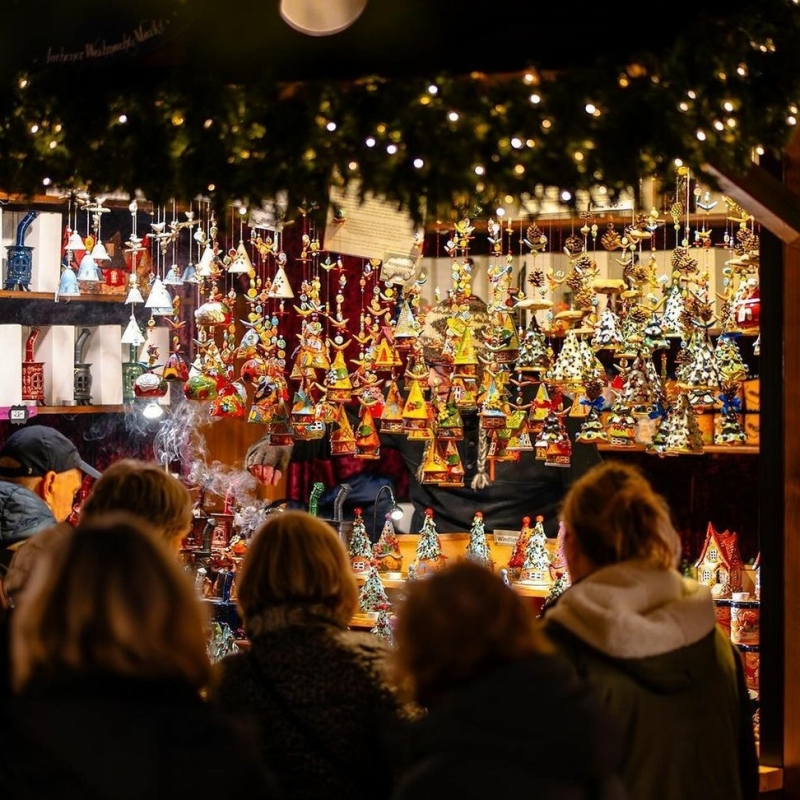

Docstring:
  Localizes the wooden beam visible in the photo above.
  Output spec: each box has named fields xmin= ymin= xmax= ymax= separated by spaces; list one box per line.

xmin=703 ymin=161 xmax=800 ymax=248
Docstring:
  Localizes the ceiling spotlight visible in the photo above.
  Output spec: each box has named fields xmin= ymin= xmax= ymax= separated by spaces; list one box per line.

xmin=279 ymin=0 xmax=368 ymax=36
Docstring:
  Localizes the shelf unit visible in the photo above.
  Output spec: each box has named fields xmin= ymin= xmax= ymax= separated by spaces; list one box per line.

xmin=597 ymin=443 xmax=759 ymax=456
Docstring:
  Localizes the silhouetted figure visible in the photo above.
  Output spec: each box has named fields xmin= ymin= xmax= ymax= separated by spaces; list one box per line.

xmin=541 ymin=461 xmax=759 ymax=800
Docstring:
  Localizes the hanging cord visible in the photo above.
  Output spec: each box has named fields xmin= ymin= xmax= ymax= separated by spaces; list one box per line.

xmin=471 ymin=426 xmax=490 ymax=490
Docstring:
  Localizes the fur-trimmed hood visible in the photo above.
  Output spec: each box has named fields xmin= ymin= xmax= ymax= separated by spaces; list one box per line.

xmin=543 ymin=560 xmax=716 ymax=660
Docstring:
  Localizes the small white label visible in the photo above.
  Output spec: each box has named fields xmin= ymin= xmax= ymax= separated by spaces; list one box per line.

xmin=492 ymin=530 xmax=521 ymax=546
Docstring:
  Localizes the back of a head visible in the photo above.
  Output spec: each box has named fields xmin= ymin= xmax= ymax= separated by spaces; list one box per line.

xmin=393 ymin=561 xmax=549 ymax=707
xmin=11 ymin=511 xmax=211 ymax=693
xmin=560 ymin=461 xmax=681 ymax=570
xmin=236 ymin=510 xmax=358 ymax=628
xmin=80 ymin=459 xmax=193 ymax=546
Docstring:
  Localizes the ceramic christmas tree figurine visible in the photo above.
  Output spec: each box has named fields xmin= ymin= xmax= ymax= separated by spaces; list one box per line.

xmin=575 ymin=377 xmax=608 ymax=444
xmin=619 ymin=354 xmax=660 ymax=414
xmin=676 ymin=327 xmax=723 ymax=391
xmin=515 ymin=316 xmax=552 ymax=373
xmin=507 ymin=516 xmax=533 ymax=581
xmin=643 ymin=313 xmax=669 ymax=352
xmin=549 ymin=520 xmax=571 ymax=585
xmin=714 ymin=334 xmax=749 ymax=382
xmin=359 ymin=565 xmax=390 ymax=613
xmin=664 ymin=392 xmax=705 ymax=454
xmin=464 ymin=511 xmax=494 ymax=570
xmin=373 ymin=514 xmax=404 ymax=574
xmin=714 ymin=380 xmax=747 ymax=446
xmin=540 ymin=572 xmax=570 ymax=614
xmin=370 ymin=603 xmax=396 ymax=647
xmin=604 ymin=396 xmax=638 ymax=447
xmin=591 ymin=304 xmax=624 ymax=351
xmin=348 ymin=508 xmax=374 ymax=574
xmin=545 ymin=329 xmax=584 ymax=389
xmin=661 ymin=280 xmax=688 ymax=339
xmin=412 ymin=507 xmax=447 ymax=576
xmin=518 ymin=515 xmax=552 ymax=586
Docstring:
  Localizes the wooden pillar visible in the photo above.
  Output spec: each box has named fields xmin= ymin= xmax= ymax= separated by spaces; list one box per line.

xmin=781 ymin=134 xmax=800 ymax=797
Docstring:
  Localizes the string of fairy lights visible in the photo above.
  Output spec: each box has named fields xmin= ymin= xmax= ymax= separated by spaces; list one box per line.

xmin=1 ymin=0 xmax=800 ymax=225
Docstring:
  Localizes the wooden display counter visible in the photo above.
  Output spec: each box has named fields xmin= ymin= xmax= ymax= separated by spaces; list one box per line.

xmin=350 ymin=532 xmax=551 ymax=625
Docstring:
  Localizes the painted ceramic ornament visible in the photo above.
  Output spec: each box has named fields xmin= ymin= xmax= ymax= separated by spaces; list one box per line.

xmin=133 ymin=371 xmax=168 ymax=398
xmin=194 ymin=301 xmax=231 ymax=326
xmin=240 ymin=356 xmax=267 ymax=384
xmin=184 ymin=372 xmax=218 ymax=401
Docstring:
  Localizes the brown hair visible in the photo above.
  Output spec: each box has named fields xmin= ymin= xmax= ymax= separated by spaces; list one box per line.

xmin=81 ymin=459 xmax=193 ymax=546
xmin=236 ymin=510 xmax=358 ymax=626
xmin=560 ymin=460 xmax=681 ymax=570
xmin=11 ymin=512 xmax=211 ymax=692
xmin=393 ymin=561 xmax=551 ymax=707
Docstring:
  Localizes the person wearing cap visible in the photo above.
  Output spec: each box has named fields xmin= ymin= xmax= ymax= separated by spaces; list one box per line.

xmin=0 ymin=426 xmax=100 ymax=553
xmin=245 ymin=295 xmax=602 ymax=536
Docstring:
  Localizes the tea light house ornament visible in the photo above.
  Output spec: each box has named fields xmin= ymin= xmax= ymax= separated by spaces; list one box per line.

xmin=21 ymin=327 xmax=45 ymax=404
xmin=5 ymin=210 xmax=39 ymax=291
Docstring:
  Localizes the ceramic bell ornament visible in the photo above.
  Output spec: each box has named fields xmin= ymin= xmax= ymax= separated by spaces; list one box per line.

xmin=125 ymin=273 xmax=144 ymax=305
xmin=145 ymin=277 xmax=173 ymax=315
xmin=226 ymin=241 xmax=253 ymax=274
xmin=163 ymin=264 xmax=184 ymax=286
xmin=56 ymin=265 xmax=81 ymax=301
xmin=76 ymin=252 xmax=103 ymax=294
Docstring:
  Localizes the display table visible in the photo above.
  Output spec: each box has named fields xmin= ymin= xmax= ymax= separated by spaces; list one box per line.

xmin=352 ymin=532 xmax=552 ymax=620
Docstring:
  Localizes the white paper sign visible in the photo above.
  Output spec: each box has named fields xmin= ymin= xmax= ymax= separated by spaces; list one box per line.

xmin=323 ymin=183 xmax=424 ymax=263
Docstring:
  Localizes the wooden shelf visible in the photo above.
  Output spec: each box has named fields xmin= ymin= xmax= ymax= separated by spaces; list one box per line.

xmin=35 ymin=405 xmax=128 ymax=415
xmin=0 ymin=290 xmax=124 ymax=303
xmin=597 ymin=443 xmax=759 ymax=455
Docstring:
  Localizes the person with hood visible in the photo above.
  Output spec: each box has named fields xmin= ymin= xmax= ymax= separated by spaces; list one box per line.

xmin=390 ymin=560 xmax=627 ymax=800
xmin=541 ymin=460 xmax=759 ymax=800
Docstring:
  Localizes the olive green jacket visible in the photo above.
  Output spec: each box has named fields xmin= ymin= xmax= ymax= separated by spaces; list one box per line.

xmin=541 ymin=561 xmax=759 ymax=800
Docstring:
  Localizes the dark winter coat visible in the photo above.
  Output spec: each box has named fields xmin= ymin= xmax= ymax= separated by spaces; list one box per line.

xmin=209 ymin=604 xmax=416 ymax=800
xmin=541 ymin=561 xmax=759 ymax=800
xmin=390 ymin=653 xmax=627 ymax=800
xmin=288 ymin=410 xmax=601 ymax=536
xmin=0 ymin=671 xmax=281 ymax=799
xmin=0 ymin=480 xmax=55 ymax=544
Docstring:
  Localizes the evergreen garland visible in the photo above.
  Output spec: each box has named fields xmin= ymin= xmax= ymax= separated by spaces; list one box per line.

xmin=2 ymin=2 xmax=800 ymax=224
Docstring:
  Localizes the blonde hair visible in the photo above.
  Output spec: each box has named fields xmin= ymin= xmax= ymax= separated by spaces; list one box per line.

xmin=393 ymin=561 xmax=552 ymax=707
xmin=236 ymin=511 xmax=358 ymax=626
xmin=12 ymin=512 xmax=211 ymax=692
xmin=81 ymin=459 xmax=193 ymax=545
xmin=560 ymin=460 xmax=681 ymax=570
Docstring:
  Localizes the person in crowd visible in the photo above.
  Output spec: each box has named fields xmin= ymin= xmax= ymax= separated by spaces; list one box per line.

xmin=209 ymin=510 xmax=417 ymax=800
xmin=389 ymin=560 xmax=626 ymax=800
xmin=246 ymin=295 xmax=602 ymax=536
xmin=0 ymin=425 xmax=99 ymax=562
xmin=540 ymin=460 xmax=759 ymax=800
xmin=78 ymin=458 xmax=194 ymax=550
xmin=1 ymin=512 xmax=281 ymax=798
xmin=4 ymin=458 xmax=193 ymax=608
